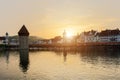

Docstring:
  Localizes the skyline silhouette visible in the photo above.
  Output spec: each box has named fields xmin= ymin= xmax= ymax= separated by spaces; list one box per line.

xmin=0 ymin=0 xmax=120 ymax=38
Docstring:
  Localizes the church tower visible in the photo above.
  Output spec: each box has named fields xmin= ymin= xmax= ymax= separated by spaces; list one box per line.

xmin=63 ymin=30 xmax=67 ymax=43
xmin=18 ymin=25 xmax=29 ymax=50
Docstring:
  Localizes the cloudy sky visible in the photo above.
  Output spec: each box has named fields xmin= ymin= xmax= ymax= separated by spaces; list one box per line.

xmin=0 ymin=0 xmax=120 ymax=38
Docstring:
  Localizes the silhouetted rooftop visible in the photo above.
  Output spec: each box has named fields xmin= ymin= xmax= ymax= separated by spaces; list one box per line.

xmin=18 ymin=25 xmax=29 ymax=36
xmin=84 ymin=30 xmax=97 ymax=36
xmin=98 ymin=29 xmax=120 ymax=36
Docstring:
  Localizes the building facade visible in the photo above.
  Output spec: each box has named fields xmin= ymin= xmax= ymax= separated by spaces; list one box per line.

xmin=0 ymin=32 xmax=9 ymax=45
xmin=78 ymin=30 xmax=98 ymax=43
xmin=97 ymin=29 xmax=120 ymax=42
xmin=78 ymin=29 xmax=120 ymax=43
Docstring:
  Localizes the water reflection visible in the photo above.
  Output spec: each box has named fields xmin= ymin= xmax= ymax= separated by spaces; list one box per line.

xmin=0 ymin=48 xmax=120 ymax=80
xmin=53 ymin=48 xmax=120 ymax=66
xmin=0 ymin=51 xmax=10 ymax=64
xmin=19 ymin=50 xmax=29 ymax=73
xmin=63 ymin=49 xmax=67 ymax=62
xmin=80 ymin=50 xmax=120 ymax=66
xmin=4 ymin=51 xmax=10 ymax=64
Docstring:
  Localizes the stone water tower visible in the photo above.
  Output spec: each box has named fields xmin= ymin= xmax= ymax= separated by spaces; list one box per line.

xmin=18 ymin=25 xmax=29 ymax=50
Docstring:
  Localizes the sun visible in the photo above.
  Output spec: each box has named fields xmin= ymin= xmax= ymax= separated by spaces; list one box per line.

xmin=66 ymin=28 xmax=74 ymax=38
xmin=66 ymin=32 xmax=73 ymax=38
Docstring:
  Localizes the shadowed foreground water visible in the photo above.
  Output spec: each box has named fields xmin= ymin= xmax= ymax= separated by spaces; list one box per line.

xmin=0 ymin=50 xmax=120 ymax=80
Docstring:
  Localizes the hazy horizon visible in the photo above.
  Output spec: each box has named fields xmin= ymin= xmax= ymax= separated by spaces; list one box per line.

xmin=1 ymin=0 xmax=120 ymax=38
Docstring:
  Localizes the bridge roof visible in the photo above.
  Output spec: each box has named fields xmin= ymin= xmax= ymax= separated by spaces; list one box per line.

xmin=18 ymin=25 xmax=29 ymax=36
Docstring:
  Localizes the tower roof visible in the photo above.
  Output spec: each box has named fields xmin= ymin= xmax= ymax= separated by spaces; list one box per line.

xmin=18 ymin=25 xmax=29 ymax=36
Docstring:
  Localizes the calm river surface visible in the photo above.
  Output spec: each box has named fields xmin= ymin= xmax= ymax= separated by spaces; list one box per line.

xmin=0 ymin=50 xmax=120 ymax=80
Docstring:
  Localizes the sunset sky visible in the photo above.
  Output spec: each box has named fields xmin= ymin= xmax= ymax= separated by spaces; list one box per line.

xmin=1 ymin=0 xmax=120 ymax=38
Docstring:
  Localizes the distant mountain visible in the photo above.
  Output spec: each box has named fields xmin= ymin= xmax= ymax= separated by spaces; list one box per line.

xmin=9 ymin=35 xmax=44 ymax=42
xmin=28 ymin=36 xmax=44 ymax=42
xmin=9 ymin=35 xmax=18 ymax=41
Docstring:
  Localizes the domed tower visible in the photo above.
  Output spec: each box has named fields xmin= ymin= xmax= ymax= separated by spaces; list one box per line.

xmin=18 ymin=25 xmax=29 ymax=50
xmin=5 ymin=32 xmax=9 ymax=45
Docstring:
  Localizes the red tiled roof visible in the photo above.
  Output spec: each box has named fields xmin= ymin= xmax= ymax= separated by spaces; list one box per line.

xmin=18 ymin=25 xmax=29 ymax=36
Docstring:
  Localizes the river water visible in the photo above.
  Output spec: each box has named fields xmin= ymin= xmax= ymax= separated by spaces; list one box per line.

xmin=0 ymin=50 xmax=120 ymax=80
